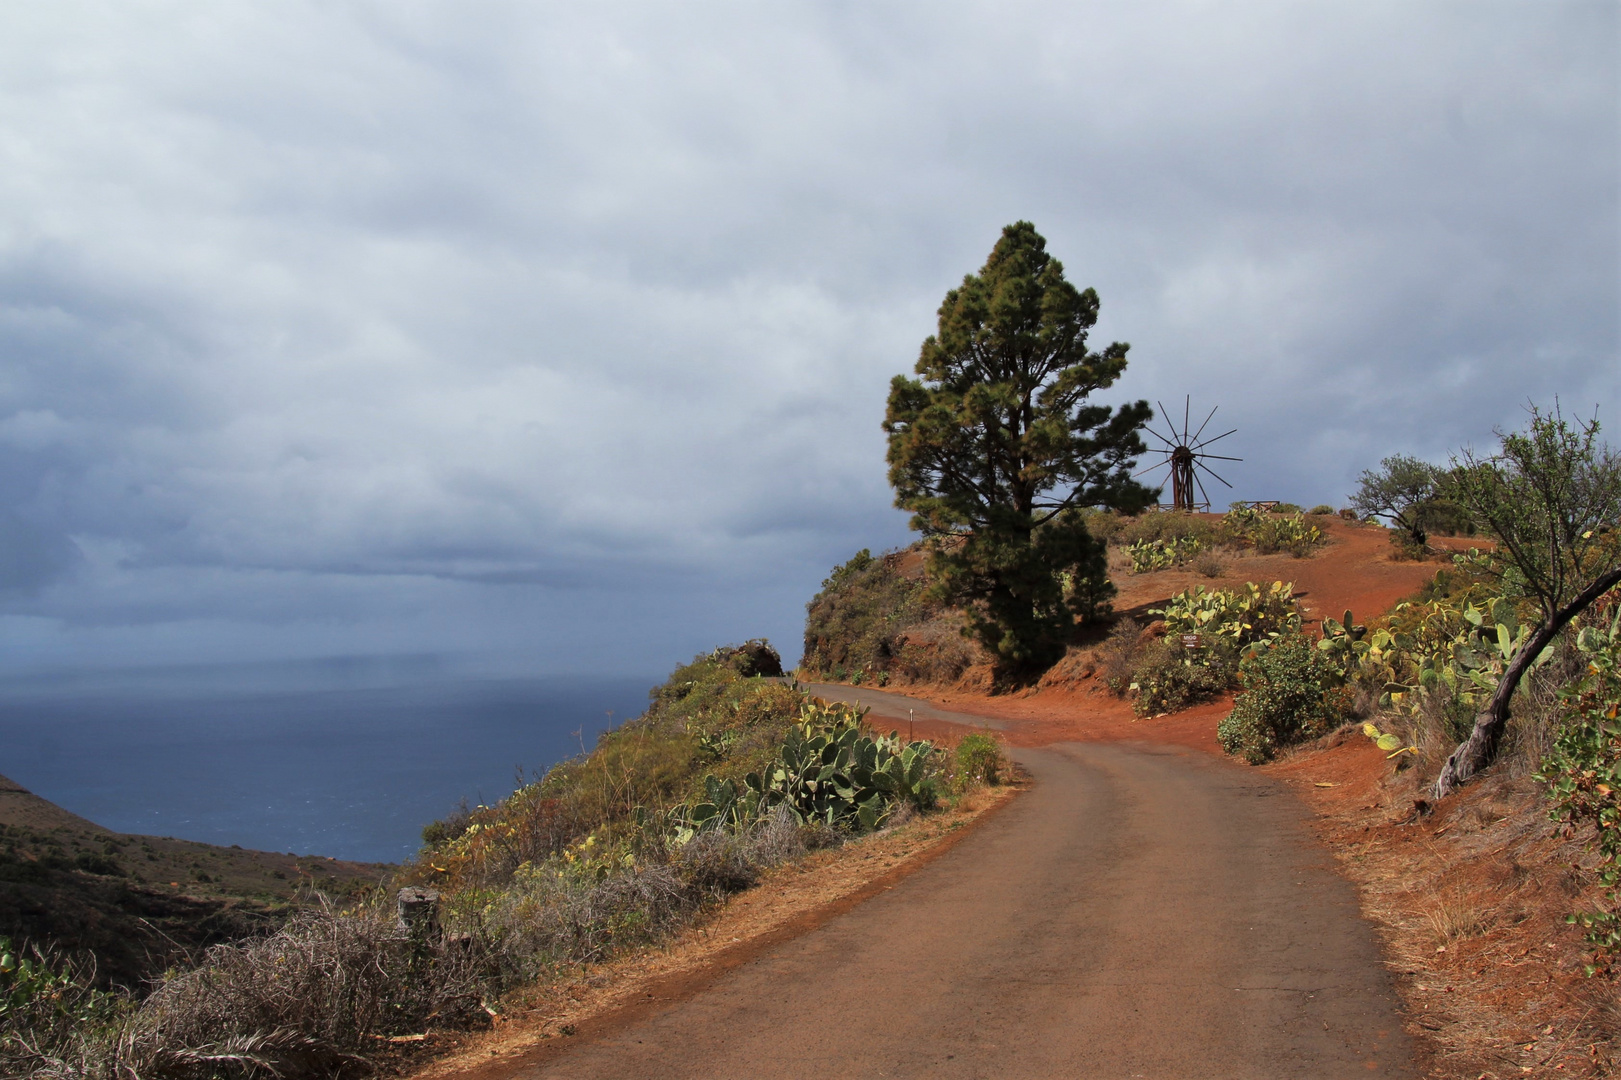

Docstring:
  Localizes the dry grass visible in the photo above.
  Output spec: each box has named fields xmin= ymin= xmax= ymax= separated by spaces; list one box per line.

xmin=481 ymin=809 xmax=816 ymax=981
xmin=121 ymin=907 xmax=487 ymax=1080
xmin=1422 ymin=884 xmax=1495 ymax=949
xmin=1093 ymin=617 xmax=1146 ymax=695
xmin=890 ymin=612 xmax=982 ymax=686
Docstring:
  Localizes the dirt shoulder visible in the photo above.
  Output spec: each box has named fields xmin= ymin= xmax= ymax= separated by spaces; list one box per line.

xmin=406 ymin=782 xmax=1021 ymax=1079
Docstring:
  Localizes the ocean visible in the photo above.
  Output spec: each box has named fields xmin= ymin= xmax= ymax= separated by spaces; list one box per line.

xmin=0 ymin=660 xmax=656 ymax=864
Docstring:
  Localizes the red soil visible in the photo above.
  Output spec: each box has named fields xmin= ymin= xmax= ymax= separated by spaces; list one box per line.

xmin=878 ymin=515 xmax=1452 ymax=752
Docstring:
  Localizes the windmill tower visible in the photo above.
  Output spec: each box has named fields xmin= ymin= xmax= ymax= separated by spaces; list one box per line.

xmin=1139 ymin=397 xmax=1241 ymax=511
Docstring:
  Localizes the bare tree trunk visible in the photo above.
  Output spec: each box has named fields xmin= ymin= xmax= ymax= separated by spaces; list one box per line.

xmin=1431 ymin=566 xmax=1621 ymax=799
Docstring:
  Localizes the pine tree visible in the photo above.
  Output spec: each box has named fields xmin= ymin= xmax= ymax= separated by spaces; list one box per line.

xmin=883 ymin=222 xmax=1154 ymax=681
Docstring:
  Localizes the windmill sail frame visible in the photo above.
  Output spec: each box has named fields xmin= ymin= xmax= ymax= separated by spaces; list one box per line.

xmin=1136 ymin=397 xmax=1242 ymax=512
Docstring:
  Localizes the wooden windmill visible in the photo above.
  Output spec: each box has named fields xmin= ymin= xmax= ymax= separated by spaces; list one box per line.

xmin=1138 ymin=397 xmax=1241 ymax=512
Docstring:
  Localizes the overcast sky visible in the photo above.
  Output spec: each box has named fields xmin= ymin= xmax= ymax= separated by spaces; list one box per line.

xmin=0 ymin=2 xmax=1615 ymax=678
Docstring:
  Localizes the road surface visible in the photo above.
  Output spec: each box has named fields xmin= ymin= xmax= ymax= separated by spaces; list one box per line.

xmin=492 ymin=693 xmax=1412 ymax=1079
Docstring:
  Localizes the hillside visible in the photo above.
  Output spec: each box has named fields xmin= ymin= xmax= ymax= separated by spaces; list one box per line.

xmin=804 ymin=511 xmax=1621 ymax=1076
xmin=0 ymin=772 xmax=388 ymax=988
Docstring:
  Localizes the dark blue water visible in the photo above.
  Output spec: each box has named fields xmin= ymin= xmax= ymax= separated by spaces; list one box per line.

xmin=0 ymin=663 xmax=654 ymax=864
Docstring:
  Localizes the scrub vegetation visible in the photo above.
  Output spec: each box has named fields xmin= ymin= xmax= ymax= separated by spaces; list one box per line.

xmin=0 ymin=642 xmax=1008 ymax=1080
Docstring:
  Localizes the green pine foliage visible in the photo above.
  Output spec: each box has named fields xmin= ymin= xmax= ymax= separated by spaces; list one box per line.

xmin=883 ymin=221 xmax=1154 ymax=683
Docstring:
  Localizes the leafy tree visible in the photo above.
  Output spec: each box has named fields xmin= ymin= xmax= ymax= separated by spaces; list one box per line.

xmin=1350 ymin=454 xmax=1440 ymax=549
xmin=883 ymin=221 xmax=1154 ymax=680
xmin=1431 ymin=405 xmax=1621 ymax=798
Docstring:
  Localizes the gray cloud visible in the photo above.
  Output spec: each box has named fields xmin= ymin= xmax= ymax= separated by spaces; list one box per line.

xmin=0 ymin=1 xmax=1613 ymax=675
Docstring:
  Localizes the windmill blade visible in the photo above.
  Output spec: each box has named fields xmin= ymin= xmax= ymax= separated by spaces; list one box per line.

xmin=1132 ymin=460 xmax=1172 ymax=479
xmin=1194 ymin=460 xmax=1235 ymax=488
xmin=1156 ymin=401 xmax=1180 ymax=443
xmin=1195 ymin=453 xmax=1244 ymax=462
xmin=1190 ymin=404 xmax=1219 ymax=444
xmin=1142 ymin=425 xmax=1178 ymax=448
xmin=1182 ymin=396 xmax=1191 ymax=444
xmin=1192 ymin=428 xmax=1238 ymax=449
xmin=1193 ymin=471 xmax=1212 ymax=509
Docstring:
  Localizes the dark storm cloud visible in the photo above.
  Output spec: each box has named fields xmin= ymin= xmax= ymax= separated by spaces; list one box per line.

xmin=0 ymin=2 xmax=1613 ymax=673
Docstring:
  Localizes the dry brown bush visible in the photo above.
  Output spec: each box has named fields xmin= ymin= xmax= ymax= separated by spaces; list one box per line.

xmin=1115 ymin=512 xmax=1217 ymax=549
xmin=1095 ymin=617 xmax=1147 ymax=695
xmin=109 ymin=908 xmax=487 ymax=1080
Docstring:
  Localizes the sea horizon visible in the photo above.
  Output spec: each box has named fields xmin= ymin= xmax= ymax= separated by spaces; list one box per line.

xmin=0 ymin=657 xmax=659 ymax=864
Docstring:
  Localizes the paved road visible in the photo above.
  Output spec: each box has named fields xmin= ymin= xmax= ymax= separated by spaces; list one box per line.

xmin=502 ymin=721 xmax=1412 ymax=1078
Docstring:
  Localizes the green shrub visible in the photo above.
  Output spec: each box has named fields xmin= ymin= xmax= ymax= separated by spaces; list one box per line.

xmin=1413 ymin=497 xmax=1476 ymax=537
xmin=1129 ymin=639 xmax=1238 ymax=717
xmin=954 ymin=733 xmax=1004 ymax=788
xmin=740 ymin=709 xmax=938 ymax=831
xmin=1309 ymin=504 xmax=1335 ymax=515
xmin=1538 ymin=607 xmax=1621 ymax=975
xmin=1077 ymin=508 xmax=1126 ymax=545
xmin=0 ymin=939 xmax=127 ymax=1077
xmin=1218 ymin=633 xmax=1342 ymax=763
xmin=1386 ymin=527 xmax=1429 ymax=560
xmin=414 ymin=651 xmax=806 ymax=891
xmin=1254 ymin=514 xmax=1324 ymax=557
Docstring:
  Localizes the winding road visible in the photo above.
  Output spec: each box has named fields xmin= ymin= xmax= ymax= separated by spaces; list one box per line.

xmin=497 ymin=688 xmax=1412 ymax=1078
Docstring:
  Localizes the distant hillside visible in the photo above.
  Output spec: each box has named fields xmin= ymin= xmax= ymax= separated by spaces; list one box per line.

xmin=0 ymin=772 xmax=390 ymax=989
xmin=0 ymin=772 xmax=103 ymax=831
